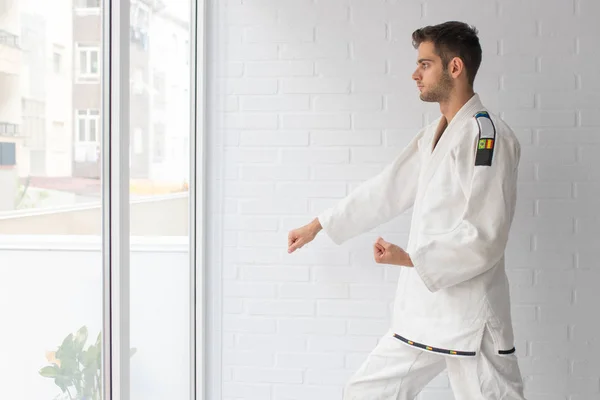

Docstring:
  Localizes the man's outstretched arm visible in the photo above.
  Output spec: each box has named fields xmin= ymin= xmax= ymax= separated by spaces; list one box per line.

xmin=288 ymin=128 xmax=426 ymax=253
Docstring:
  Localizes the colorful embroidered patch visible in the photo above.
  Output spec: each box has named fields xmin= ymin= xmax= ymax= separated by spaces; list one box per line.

xmin=474 ymin=111 xmax=496 ymax=166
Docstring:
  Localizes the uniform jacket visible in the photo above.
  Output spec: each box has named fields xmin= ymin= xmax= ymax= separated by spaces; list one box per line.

xmin=317 ymin=93 xmax=521 ymax=356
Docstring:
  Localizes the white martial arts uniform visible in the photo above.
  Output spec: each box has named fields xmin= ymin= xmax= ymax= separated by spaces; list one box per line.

xmin=317 ymin=94 xmax=526 ymax=399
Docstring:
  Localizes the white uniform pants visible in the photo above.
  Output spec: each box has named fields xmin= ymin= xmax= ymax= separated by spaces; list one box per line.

xmin=343 ymin=326 xmax=526 ymax=400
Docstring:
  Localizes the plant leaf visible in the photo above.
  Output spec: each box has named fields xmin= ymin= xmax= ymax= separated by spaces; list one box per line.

xmin=39 ymin=365 xmax=60 ymax=378
xmin=74 ymin=326 xmax=89 ymax=353
xmin=56 ymin=333 xmax=75 ymax=362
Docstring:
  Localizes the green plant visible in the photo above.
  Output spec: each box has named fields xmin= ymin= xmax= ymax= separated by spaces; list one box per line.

xmin=39 ymin=326 xmax=136 ymax=400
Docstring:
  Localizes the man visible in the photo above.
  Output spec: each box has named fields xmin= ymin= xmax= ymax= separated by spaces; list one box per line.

xmin=287 ymin=21 xmax=527 ymax=399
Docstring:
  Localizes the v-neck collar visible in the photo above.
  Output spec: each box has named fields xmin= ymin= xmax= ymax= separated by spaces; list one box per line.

xmin=419 ymin=93 xmax=485 ymax=190
xmin=428 ymin=94 xmax=482 ymax=156
xmin=431 ymin=117 xmax=448 ymax=154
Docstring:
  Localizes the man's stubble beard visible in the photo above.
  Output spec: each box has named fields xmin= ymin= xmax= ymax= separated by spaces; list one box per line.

xmin=420 ymin=69 xmax=453 ymax=103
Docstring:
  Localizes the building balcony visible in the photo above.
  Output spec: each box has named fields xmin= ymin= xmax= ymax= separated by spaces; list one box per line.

xmin=0 ymin=29 xmax=21 ymax=75
xmin=0 ymin=122 xmax=20 ymax=137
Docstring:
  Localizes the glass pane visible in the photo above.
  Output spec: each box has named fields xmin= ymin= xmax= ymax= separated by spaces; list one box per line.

xmin=80 ymin=49 xmax=87 ymax=74
xmin=90 ymin=50 xmax=98 ymax=74
xmin=89 ymin=117 xmax=96 ymax=141
xmin=0 ymin=1 xmax=103 ymax=400
xmin=129 ymin=1 xmax=192 ymax=399
xmin=53 ymin=53 xmax=61 ymax=73
xmin=79 ymin=117 xmax=86 ymax=141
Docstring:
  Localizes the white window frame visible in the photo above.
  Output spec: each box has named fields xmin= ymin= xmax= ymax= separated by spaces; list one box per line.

xmin=53 ymin=45 xmax=64 ymax=75
xmin=76 ymin=44 xmax=100 ymax=83
xmin=100 ymin=0 xmax=213 ymax=399
xmin=76 ymin=109 xmax=100 ymax=143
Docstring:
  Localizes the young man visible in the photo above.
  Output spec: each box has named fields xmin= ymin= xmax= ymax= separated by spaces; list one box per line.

xmin=287 ymin=21 xmax=527 ymax=399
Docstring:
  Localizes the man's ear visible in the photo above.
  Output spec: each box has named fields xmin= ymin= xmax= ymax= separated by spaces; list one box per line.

xmin=449 ymin=57 xmax=464 ymax=79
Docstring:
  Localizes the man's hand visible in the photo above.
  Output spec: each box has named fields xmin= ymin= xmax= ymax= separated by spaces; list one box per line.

xmin=373 ymin=237 xmax=414 ymax=267
xmin=288 ymin=218 xmax=322 ymax=254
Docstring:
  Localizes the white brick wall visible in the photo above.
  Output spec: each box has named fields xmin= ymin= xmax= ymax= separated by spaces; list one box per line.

xmin=216 ymin=0 xmax=600 ymax=398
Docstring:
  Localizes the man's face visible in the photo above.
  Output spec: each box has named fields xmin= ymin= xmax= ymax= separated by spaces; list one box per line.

xmin=412 ymin=41 xmax=453 ymax=103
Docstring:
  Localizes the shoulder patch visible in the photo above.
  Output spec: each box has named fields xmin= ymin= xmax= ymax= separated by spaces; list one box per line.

xmin=474 ymin=111 xmax=496 ymax=166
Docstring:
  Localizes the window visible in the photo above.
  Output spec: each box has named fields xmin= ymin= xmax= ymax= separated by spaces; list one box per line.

xmin=53 ymin=52 xmax=61 ymax=74
xmin=76 ymin=44 xmax=100 ymax=82
xmin=22 ymin=99 xmax=46 ymax=148
xmin=0 ymin=122 xmax=19 ymax=137
xmin=76 ymin=109 xmax=100 ymax=143
xmin=0 ymin=142 xmax=16 ymax=166
xmin=53 ymin=45 xmax=64 ymax=74
xmin=0 ymin=30 xmax=19 ymax=48
xmin=1 ymin=1 xmax=197 ymax=399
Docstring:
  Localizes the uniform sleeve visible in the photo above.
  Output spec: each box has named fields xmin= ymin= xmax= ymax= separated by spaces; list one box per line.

xmin=411 ymin=123 xmax=520 ymax=292
xmin=317 ymin=129 xmax=426 ymax=245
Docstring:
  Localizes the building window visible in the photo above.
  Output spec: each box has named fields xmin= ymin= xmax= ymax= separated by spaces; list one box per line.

xmin=53 ymin=53 xmax=61 ymax=74
xmin=22 ymin=99 xmax=46 ymax=148
xmin=53 ymin=45 xmax=64 ymax=74
xmin=76 ymin=110 xmax=100 ymax=143
xmin=0 ymin=122 xmax=20 ymax=137
xmin=76 ymin=44 xmax=100 ymax=83
xmin=0 ymin=30 xmax=19 ymax=48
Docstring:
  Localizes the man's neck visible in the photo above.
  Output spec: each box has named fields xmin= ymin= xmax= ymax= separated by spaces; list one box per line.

xmin=439 ymin=89 xmax=475 ymax=125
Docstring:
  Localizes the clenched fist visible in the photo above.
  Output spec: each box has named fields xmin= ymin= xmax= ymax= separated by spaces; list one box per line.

xmin=288 ymin=218 xmax=322 ymax=254
xmin=373 ymin=237 xmax=414 ymax=267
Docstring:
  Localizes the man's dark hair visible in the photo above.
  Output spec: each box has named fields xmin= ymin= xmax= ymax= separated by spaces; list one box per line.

xmin=412 ymin=21 xmax=482 ymax=86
